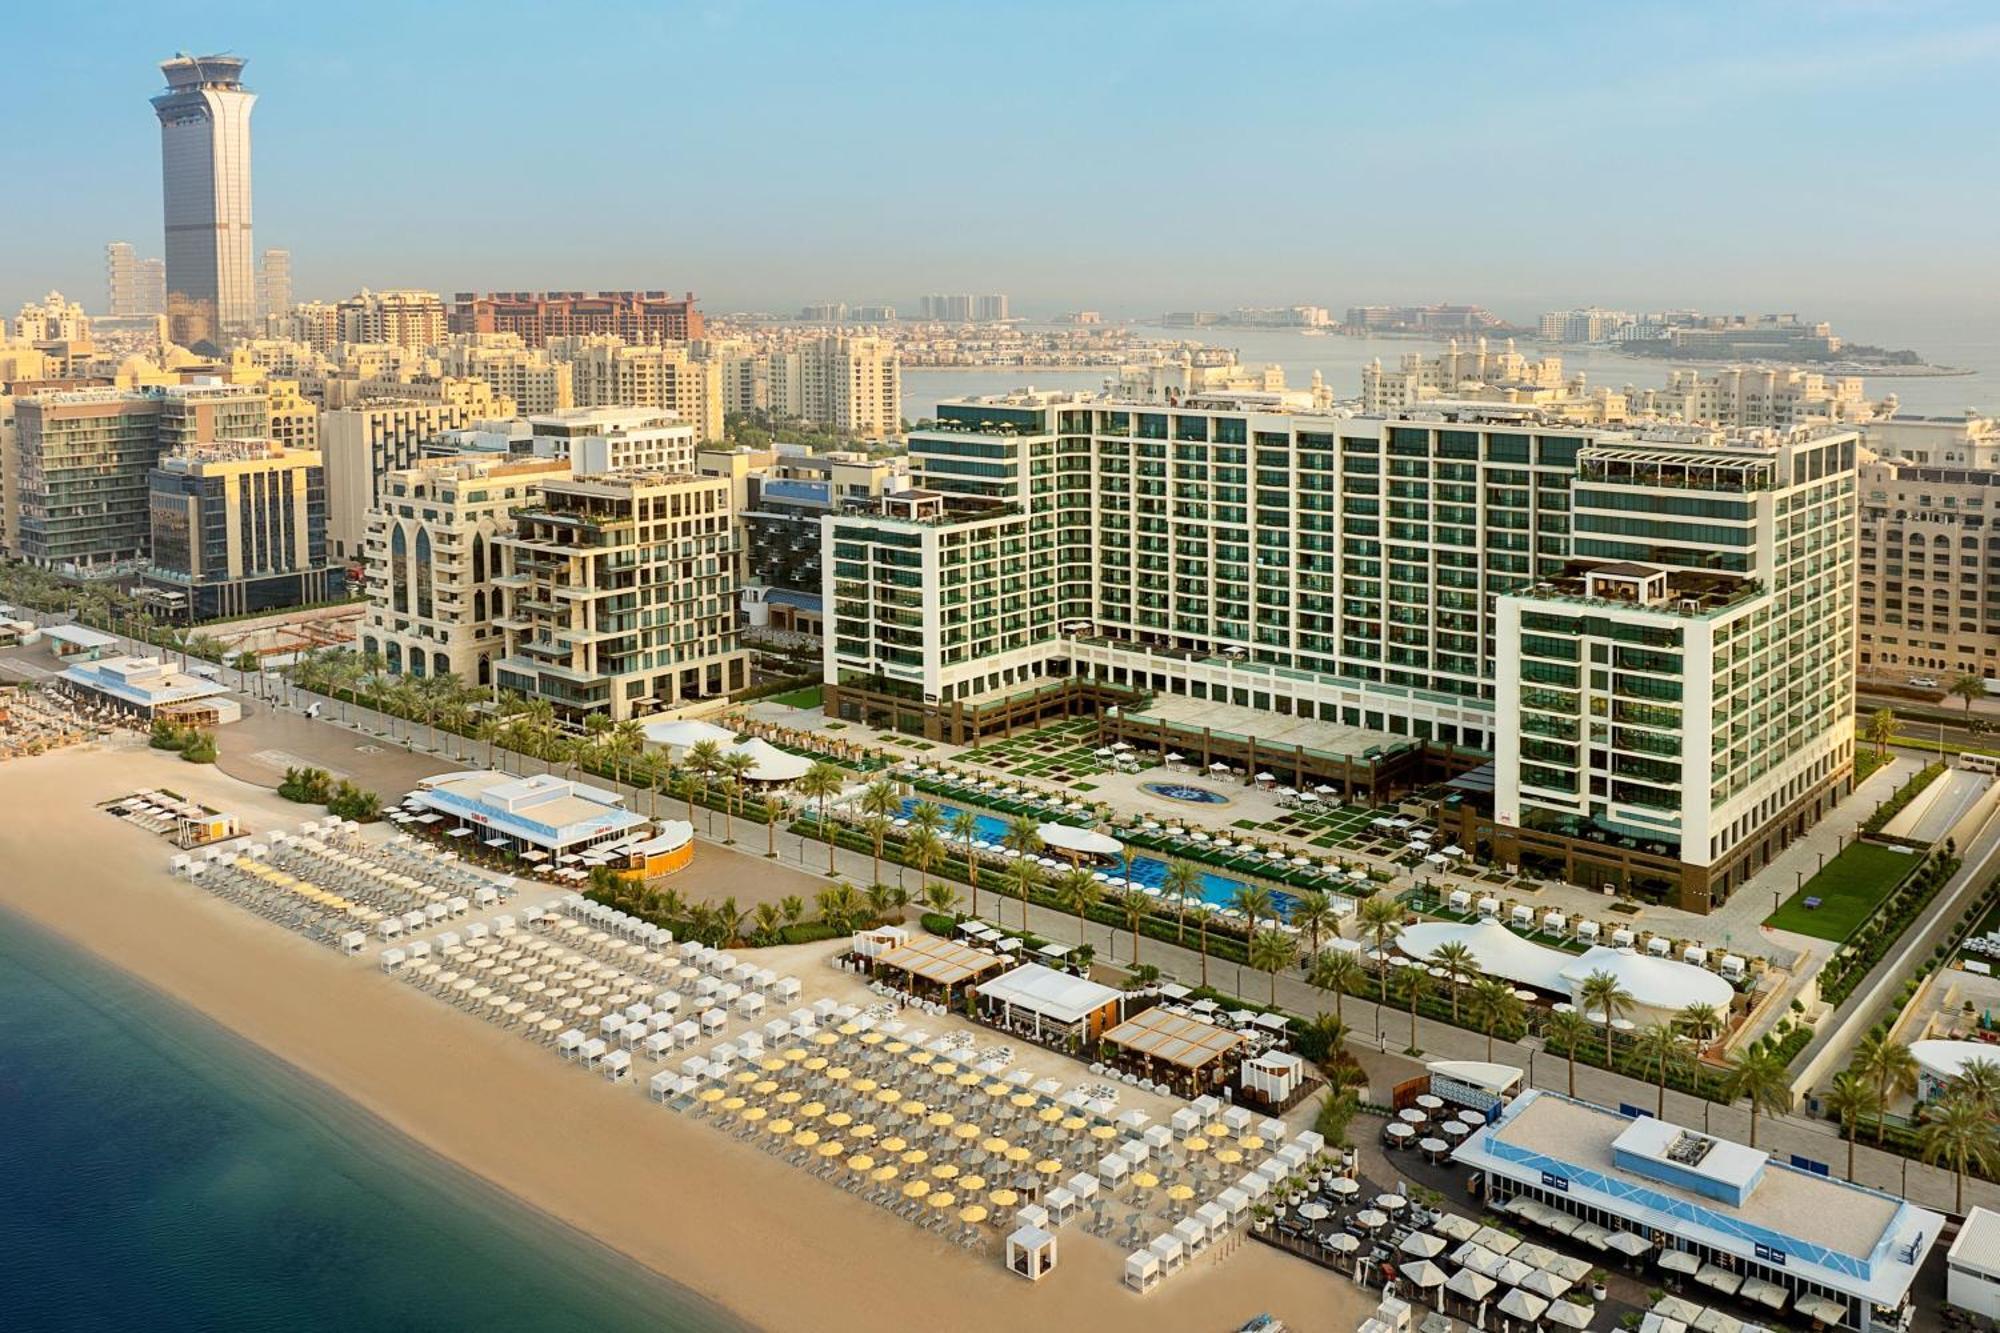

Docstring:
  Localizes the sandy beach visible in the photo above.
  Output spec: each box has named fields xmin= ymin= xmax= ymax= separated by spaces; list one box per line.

xmin=2 ymin=739 xmax=1371 ymax=1333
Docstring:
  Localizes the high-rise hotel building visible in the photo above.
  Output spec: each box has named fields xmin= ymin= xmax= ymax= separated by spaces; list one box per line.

xmin=152 ymin=55 xmax=257 ymax=351
xmin=825 ymin=391 xmax=1857 ymax=911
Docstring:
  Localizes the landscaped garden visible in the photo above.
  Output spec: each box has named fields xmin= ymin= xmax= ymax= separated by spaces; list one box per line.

xmin=1764 ymin=841 xmax=1924 ymax=941
xmin=960 ymin=718 xmax=1116 ymax=787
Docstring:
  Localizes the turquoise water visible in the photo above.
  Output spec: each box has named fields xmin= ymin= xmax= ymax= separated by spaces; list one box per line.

xmin=896 ymin=798 xmax=1298 ymax=916
xmin=0 ymin=910 xmax=746 ymax=1333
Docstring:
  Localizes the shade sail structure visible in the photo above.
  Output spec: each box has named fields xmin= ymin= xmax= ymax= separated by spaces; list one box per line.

xmin=642 ymin=718 xmax=739 ymax=750
xmin=1398 ymin=918 xmax=1732 ymax=1011
xmin=874 ymin=936 xmax=1007 ymax=990
xmin=726 ymin=737 xmax=812 ymax=783
xmin=1036 ymin=822 xmax=1123 ymax=858
xmin=1102 ymin=1006 xmax=1246 ymax=1071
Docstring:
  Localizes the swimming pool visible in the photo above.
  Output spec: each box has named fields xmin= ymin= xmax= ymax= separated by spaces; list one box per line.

xmin=897 ymin=798 xmax=1296 ymax=918
xmin=1141 ymin=782 xmax=1230 ymax=805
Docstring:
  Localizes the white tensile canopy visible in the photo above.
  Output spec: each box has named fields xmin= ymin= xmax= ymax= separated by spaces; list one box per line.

xmin=727 ymin=737 xmax=813 ymax=783
xmin=642 ymin=718 xmax=738 ymax=750
xmin=1036 ymin=822 xmax=1123 ymax=858
xmin=1399 ymin=918 xmax=1734 ymax=1012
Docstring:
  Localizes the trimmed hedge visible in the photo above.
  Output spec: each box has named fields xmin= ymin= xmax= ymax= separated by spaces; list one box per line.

xmin=1860 ymin=762 xmax=1945 ymax=837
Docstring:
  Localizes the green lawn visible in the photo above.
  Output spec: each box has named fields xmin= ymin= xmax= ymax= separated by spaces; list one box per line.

xmin=767 ymin=684 xmax=824 ymax=709
xmin=1763 ymin=841 xmax=1921 ymax=941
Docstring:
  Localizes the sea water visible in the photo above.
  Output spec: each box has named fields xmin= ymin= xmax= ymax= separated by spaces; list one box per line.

xmin=0 ymin=910 xmax=746 ymax=1333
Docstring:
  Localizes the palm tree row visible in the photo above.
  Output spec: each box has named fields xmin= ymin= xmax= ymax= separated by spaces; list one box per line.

xmin=1837 ymin=1032 xmax=2000 ymax=1211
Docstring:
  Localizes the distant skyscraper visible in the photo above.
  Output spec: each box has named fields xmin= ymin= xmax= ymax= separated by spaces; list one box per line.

xmin=152 ymin=54 xmax=257 ymax=351
xmin=105 ymin=242 xmax=167 ymax=316
xmin=258 ymin=248 xmax=292 ymax=321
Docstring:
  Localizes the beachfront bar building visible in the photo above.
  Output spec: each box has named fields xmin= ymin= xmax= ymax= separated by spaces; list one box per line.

xmin=400 ymin=771 xmax=692 ymax=877
xmin=60 ymin=654 xmax=241 ymax=724
xmin=974 ymin=962 xmax=1125 ymax=1045
xmin=1099 ymin=1005 xmax=1247 ymax=1097
xmin=1451 ymin=1090 xmax=1940 ymax=1333
xmin=865 ymin=934 xmax=1008 ymax=1003
xmin=824 ymin=393 xmax=1858 ymax=912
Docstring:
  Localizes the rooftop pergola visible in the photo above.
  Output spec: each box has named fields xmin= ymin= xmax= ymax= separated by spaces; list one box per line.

xmin=872 ymin=935 xmax=1006 ymax=1000
xmin=1101 ymin=1006 xmax=1247 ymax=1094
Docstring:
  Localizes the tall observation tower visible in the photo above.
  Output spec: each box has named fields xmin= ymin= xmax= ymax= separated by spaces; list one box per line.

xmin=152 ymin=53 xmax=256 ymax=353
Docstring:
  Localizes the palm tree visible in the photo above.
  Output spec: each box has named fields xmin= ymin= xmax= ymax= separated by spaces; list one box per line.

xmin=858 ymin=779 xmax=901 ymax=886
xmin=1357 ymin=895 xmax=1403 ymax=1037
xmin=1465 ymin=977 xmax=1524 ymax=1063
xmin=1950 ymin=1057 xmax=2000 ymax=1115
xmin=1000 ymin=815 xmax=1043 ymax=865
xmin=1393 ymin=964 xmax=1434 ymax=1052
xmin=1291 ymin=890 xmax=1335 ymax=959
xmin=1919 ymin=1090 xmax=2000 ymax=1215
xmin=1250 ymin=928 xmax=1299 ymax=1006
xmin=1055 ymin=866 xmax=1101 ymax=952
xmin=1951 ymin=672 xmax=1987 ymax=722
xmin=815 ymin=883 xmax=864 ymax=933
xmin=907 ymin=826 xmax=944 ymax=905
xmin=715 ymin=752 xmax=751 ymax=843
xmin=865 ymin=881 xmax=898 ymax=925
xmin=685 ymin=740 xmax=724 ymax=834
xmin=1675 ymin=1002 xmax=1724 ymax=1052
xmin=1433 ymin=939 xmax=1478 ymax=1022
xmin=1004 ymin=857 xmax=1040 ymax=931
xmin=1865 ymin=706 xmax=1897 ymax=762
xmin=1720 ymin=1044 xmax=1792 ymax=1149
xmin=779 ymin=895 xmax=806 ymax=931
xmin=1232 ymin=883 xmax=1275 ymax=940
xmin=1631 ymin=1021 xmax=1693 ymax=1118
xmin=763 ymin=792 xmax=788 ymax=858
xmin=1576 ymin=970 xmax=1635 ymax=1065
xmin=1309 ymin=949 xmax=1363 ymax=1027
xmin=1114 ymin=886 xmax=1149 ymax=967
xmin=1853 ymin=1033 xmax=1919 ymax=1144
xmin=1163 ymin=859 xmax=1202 ymax=945
xmin=920 ymin=879 xmax=961 ymax=916
xmin=751 ymin=902 xmax=784 ymax=946
xmin=796 ymin=762 xmax=845 ymax=874
xmin=948 ymin=809 xmax=982 ymax=917
xmin=1822 ymin=1071 xmax=1882 ymax=1182
xmin=1190 ymin=902 xmax=1214 ymax=989
xmin=1545 ymin=1009 xmax=1593 ymax=1097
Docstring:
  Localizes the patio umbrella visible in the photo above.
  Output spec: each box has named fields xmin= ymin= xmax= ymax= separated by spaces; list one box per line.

xmin=1496 ymin=1289 xmax=1549 ymax=1325
xmin=1545 ymin=1301 xmax=1593 ymax=1330
xmin=1298 ymin=1201 xmax=1329 ymax=1220
xmin=1604 ymin=1231 xmax=1652 ymax=1258
xmin=1522 ymin=1270 xmax=1572 ymax=1300
xmin=1328 ymin=1177 xmax=1360 ymax=1196
xmin=1658 ymin=1250 xmax=1700 ymax=1275
xmin=1324 ymin=1232 xmax=1360 ymax=1255
xmin=1447 ymin=1269 xmax=1497 ymax=1303
xmin=1794 ymin=1294 xmax=1848 ymax=1325
xmin=1400 ymin=1232 xmax=1446 ymax=1258
xmin=1354 ymin=1208 xmax=1388 ymax=1230
xmin=1402 ymin=1259 xmax=1449 ymax=1290
xmin=1652 ymin=1296 xmax=1704 ymax=1324
xmin=1432 ymin=1213 xmax=1479 ymax=1242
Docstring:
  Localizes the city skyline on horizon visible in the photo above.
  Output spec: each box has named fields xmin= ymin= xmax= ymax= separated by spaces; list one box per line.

xmin=4 ymin=3 xmax=1999 ymax=331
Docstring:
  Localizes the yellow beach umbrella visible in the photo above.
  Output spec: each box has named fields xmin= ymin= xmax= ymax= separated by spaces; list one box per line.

xmin=959 ymin=1205 xmax=988 ymax=1225
xmin=876 ymin=1088 xmax=903 ymax=1105
xmin=1132 ymin=1171 xmax=1160 ymax=1189
xmin=1205 ymin=1122 xmax=1230 ymax=1138
xmin=871 ymin=1165 xmax=899 ymax=1183
xmin=776 ymin=1090 xmax=802 ymax=1105
xmin=837 ymin=1022 xmax=861 ymax=1035
xmin=930 ymin=1163 xmax=959 ymax=1180
xmin=1090 ymin=1125 xmax=1117 ymax=1141
xmin=768 ymin=1117 xmax=794 ymax=1135
xmin=813 ymin=1031 xmax=839 ymax=1046
xmin=759 ymin=1056 xmax=787 ymax=1072
xmin=1215 ymin=1148 xmax=1243 ymax=1165
xmin=933 ymin=1062 xmax=958 ymax=1077
xmin=851 ymin=1123 xmax=879 ymax=1139
xmin=900 ymin=1101 xmax=929 ymax=1119
xmin=1037 ymin=1106 xmax=1063 ymax=1123
xmin=908 ymin=1050 xmax=933 ymax=1065
xmin=782 ymin=1047 xmax=808 ymax=1062
xmin=697 ymin=1087 xmax=725 ymax=1104
xmin=859 ymin=1031 xmax=885 ymax=1046
xmin=989 ymin=1188 xmax=1019 ymax=1207
xmin=926 ymin=1191 xmax=956 ymax=1209
xmin=850 ymin=1077 xmax=879 ymax=1094
xmin=793 ymin=1130 xmax=820 ymax=1148
xmin=927 ymin=1111 xmax=955 ymax=1128
xmin=816 ymin=1140 xmax=844 ymax=1158
xmin=901 ymin=1149 xmax=928 ymax=1165
xmin=753 ymin=1080 xmax=779 ymax=1096
xmin=959 ymin=1174 xmax=987 ymax=1191
xmin=1184 ymin=1136 xmax=1209 ymax=1153
xmin=742 ymin=1106 xmax=768 ymax=1123
xmin=1239 ymin=1135 xmax=1265 ymax=1151
xmin=1004 ymin=1146 xmax=1032 ymax=1163
xmin=985 ymin=1082 xmax=1011 ymax=1097
xmin=1060 ymin=1116 xmax=1087 ymax=1132
xmin=885 ymin=1041 xmax=910 ymax=1054
xmin=1035 ymin=1158 xmax=1062 ymax=1176
xmin=1010 ymin=1093 xmax=1037 ymax=1109
xmin=981 ymin=1137 xmax=1010 ymax=1154
xmin=827 ymin=1066 xmax=852 ymax=1082
xmin=803 ymin=1056 xmax=829 ymax=1072
xmin=880 ymin=1135 xmax=908 ymax=1153
xmin=955 ymin=1072 xmax=982 ymax=1087
xmin=1167 ymin=1184 xmax=1195 ymax=1202
xmin=952 ymin=1123 xmax=980 ymax=1141
xmin=800 ymin=1101 xmax=827 ymax=1118
xmin=847 ymin=1154 xmax=876 ymax=1173
xmin=733 ymin=1070 xmax=758 ymax=1085
xmin=902 ymin=1179 xmax=931 ymax=1199
xmin=826 ymin=1111 xmax=853 ymax=1128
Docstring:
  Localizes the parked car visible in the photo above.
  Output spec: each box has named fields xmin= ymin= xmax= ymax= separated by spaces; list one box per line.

xmin=1909 ymin=676 xmax=1940 ymax=689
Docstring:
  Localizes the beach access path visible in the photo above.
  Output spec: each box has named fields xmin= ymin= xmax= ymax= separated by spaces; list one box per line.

xmin=0 ymin=739 xmax=1373 ymax=1333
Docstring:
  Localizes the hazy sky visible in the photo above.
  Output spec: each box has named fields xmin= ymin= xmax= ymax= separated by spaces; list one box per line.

xmin=7 ymin=1 xmax=1999 ymax=327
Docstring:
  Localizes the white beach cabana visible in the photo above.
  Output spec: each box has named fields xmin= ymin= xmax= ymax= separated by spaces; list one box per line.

xmin=1035 ymin=821 xmax=1124 ymax=862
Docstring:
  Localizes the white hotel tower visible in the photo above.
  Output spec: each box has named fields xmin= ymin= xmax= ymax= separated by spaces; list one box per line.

xmin=152 ymin=54 xmax=257 ymax=352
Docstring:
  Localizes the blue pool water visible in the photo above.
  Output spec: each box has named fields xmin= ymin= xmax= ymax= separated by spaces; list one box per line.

xmin=1141 ymin=782 xmax=1231 ymax=805
xmin=899 ymin=798 xmax=1298 ymax=917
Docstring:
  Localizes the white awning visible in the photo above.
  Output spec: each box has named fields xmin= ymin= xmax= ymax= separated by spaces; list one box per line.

xmin=1036 ymin=822 xmax=1123 ymax=857
xmin=978 ymin=962 xmax=1121 ymax=1026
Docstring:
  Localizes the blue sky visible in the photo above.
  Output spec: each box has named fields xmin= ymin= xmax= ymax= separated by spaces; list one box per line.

xmin=6 ymin=1 xmax=1998 ymax=327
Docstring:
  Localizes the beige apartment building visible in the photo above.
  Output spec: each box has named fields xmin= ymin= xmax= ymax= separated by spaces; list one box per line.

xmin=360 ymin=455 xmax=570 ymax=685
xmin=335 ymin=289 xmax=449 ymax=349
xmin=1856 ymin=413 xmax=2000 ymax=682
xmin=493 ymin=470 xmax=746 ymax=722
xmin=1630 ymin=367 xmax=1880 ymax=427
xmin=766 ymin=333 xmax=901 ymax=437
xmin=1361 ymin=338 xmax=1568 ymax=414
xmin=551 ymin=335 xmax=723 ymax=442
xmin=320 ymin=387 xmax=512 ymax=562
xmin=436 ymin=335 xmax=574 ymax=415
xmin=264 ymin=378 xmax=318 ymax=451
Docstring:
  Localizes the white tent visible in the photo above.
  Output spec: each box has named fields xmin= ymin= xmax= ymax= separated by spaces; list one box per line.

xmin=1558 ymin=945 xmax=1734 ymax=1015
xmin=727 ymin=736 xmax=813 ymax=783
xmin=1036 ymin=822 xmax=1124 ymax=858
xmin=642 ymin=718 xmax=738 ymax=750
xmin=1400 ymin=918 xmax=1733 ymax=1013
